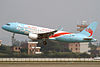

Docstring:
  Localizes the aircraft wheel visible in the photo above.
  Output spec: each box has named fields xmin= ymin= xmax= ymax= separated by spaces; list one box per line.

xmin=43 ymin=41 xmax=47 ymax=45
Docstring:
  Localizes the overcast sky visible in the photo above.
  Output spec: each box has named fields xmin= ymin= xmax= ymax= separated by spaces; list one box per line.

xmin=0 ymin=0 xmax=100 ymax=45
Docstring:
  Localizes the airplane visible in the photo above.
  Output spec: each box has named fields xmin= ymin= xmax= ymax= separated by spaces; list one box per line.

xmin=2 ymin=22 xmax=98 ymax=45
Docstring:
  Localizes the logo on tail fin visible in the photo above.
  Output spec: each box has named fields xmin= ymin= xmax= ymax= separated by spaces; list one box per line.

xmin=85 ymin=28 xmax=93 ymax=37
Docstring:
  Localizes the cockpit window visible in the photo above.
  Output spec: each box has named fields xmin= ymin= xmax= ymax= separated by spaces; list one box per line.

xmin=6 ymin=24 xmax=10 ymax=26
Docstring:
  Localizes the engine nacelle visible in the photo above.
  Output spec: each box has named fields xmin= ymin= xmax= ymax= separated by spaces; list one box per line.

xmin=29 ymin=33 xmax=38 ymax=40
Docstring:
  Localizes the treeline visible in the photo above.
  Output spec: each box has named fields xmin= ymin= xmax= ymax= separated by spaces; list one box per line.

xmin=0 ymin=40 xmax=99 ymax=58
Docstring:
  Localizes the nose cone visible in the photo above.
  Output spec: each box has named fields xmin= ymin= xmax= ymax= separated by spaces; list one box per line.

xmin=2 ymin=25 xmax=6 ymax=30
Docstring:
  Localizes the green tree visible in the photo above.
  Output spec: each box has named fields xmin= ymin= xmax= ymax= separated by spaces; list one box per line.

xmin=20 ymin=48 xmax=28 ymax=53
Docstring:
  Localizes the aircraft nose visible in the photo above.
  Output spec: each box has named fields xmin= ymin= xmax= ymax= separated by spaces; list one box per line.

xmin=2 ymin=25 xmax=5 ymax=29
xmin=2 ymin=25 xmax=7 ymax=30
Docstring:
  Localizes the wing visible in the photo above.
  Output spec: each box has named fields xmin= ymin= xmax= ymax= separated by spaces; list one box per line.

xmin=38 ymin=30 xmax=57 ymax=39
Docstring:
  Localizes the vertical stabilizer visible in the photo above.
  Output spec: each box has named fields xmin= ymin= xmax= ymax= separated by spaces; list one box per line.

xmin=79 ymin=22 xmax=98 ymax=37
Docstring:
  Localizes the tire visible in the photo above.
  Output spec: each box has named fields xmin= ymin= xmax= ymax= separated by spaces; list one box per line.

xmin=43 ymin=41 xmax=47 ymax=45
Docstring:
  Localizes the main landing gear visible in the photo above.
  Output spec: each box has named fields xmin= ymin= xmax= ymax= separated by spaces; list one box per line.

xmin=42 ymin=39 xmax=47 ymax=45
xmin=43 ymin=41 xmax=47 ymax=45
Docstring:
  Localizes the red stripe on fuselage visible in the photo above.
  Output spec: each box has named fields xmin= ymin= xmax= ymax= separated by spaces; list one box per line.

xmin=49 ymin=32 xmax=72 ymax=38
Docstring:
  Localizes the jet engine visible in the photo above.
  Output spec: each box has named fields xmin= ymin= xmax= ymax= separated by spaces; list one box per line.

xmin=29 ymin=33 xmax=38 ymax=40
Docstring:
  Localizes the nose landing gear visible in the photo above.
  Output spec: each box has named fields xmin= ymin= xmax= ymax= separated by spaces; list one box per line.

xmin=12 ymin=33 xmax=15 ymax=45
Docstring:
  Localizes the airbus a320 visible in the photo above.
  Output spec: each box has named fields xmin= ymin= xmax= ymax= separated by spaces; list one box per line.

xmin=2 ymin=22 xmax=98 ymax=45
